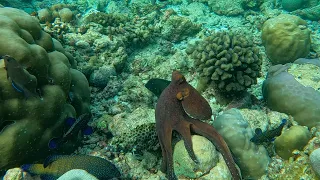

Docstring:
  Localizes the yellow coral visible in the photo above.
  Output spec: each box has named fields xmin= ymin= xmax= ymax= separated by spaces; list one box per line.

xmin=262 ymin=14 xmax=311 ymax=64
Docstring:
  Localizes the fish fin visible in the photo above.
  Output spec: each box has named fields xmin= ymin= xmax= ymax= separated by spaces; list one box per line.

xmin=48 ymin=137 xmax=62 ymax=149
xmin=11 ymin=81 xmax=23 ymax=93
xmin=281 ymin=119 xmax=287 ymax=125
xmin=65 ymin=117 xmax=76 ymax=127
xmin=145 ymin=78 xmax=171 ymax=97
xmin=43 ymin=155 xmax=63 ymax=168
xmin=40 ymin=174 xmax=56 ymax=180
xmin=255 ymin=128 xmax=262 ymax=135
xmin=82 ymin=126 xmax=94 ymax=135
xmin=21 ymin=164 xmax=33 ymax=172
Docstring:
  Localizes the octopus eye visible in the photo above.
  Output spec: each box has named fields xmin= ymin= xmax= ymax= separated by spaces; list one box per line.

xmin=176 ymin=88 xmax=190 ymax=100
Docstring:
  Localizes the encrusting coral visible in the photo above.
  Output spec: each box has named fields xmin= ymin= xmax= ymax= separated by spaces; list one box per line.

xmin=186 ymin=31 xmax=262 ymax=93
xmin=0 ymin=7 xmax=90 ymax=170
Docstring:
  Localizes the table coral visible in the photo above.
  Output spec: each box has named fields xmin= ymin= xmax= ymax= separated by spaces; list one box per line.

xmin=0 ymin=7 xmax=90 ymax=170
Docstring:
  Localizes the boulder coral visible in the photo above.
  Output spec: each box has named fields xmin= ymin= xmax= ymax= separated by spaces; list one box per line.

xmin=274 ymin=125 xmax=311 ymax=160
xmin=310 ymin=148 xmax=320 ymax=177
xmin=262 ymin=62 xmax=320 ymax=128
xmin=261 ymin=14 xmax=311 ymax=64
xmin=212 ymin=109 xmax=270 ymax=179
xmin=0 ymin=7 xmax=90 ymax=170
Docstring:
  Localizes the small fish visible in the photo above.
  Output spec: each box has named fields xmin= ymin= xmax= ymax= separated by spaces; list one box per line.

xmin=250 ymin=119 xmax=287 ymax=145
xmin=145 ymin=78 xmax=170 ymax=97
xmin=21 ymin=155 xmax=121 ymax=180
xmin=2 ymin=55 xmax=39 ymax=99
xmin=48 ymin=114 xmax=93 ymax=149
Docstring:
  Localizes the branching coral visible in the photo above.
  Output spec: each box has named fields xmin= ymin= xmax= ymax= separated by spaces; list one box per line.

xmin=187 ymin=31 xmax=262 ymax=92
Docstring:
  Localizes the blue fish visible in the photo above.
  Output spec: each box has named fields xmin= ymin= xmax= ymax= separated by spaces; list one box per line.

xmin=48 ymin=114 xmax=93 ymax=149
xmin=250 ymin=119 xmax=287 ymax=145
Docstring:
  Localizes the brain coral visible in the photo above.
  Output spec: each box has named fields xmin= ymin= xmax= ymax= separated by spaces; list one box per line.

xmin=261 ymin=14 xmax=311 ymax=64
xmin=0 ymin=7 xmax=90 ymax=170
xmin=186 ymin=31 xmax=262 ymax=92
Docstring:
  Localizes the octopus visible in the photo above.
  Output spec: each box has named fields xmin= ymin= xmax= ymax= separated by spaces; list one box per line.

xmin=155 ymin=71 xmax=241 ymax=180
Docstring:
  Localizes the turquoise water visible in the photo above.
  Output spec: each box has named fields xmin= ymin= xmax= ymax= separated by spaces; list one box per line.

xmin=0 ymin=0 xmax=320 ymax=179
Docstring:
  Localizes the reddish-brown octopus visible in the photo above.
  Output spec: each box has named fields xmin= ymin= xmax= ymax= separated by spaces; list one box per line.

xmin=155 ymin=71 xmax=241 ymax=180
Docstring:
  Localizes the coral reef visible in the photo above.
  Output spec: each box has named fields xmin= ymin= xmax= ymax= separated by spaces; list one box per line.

xmin=0 ymin=7 xmax=90 ymax=170
xmin=207 ymin=0 xmax=244 ymax=16
xmin=261 ymin=14 xmax=311 ymax=64
xmin=212 ymin=108 xmax=270 ymax=179
xmin=262 ymin=62 xmax=320 ymax=128
xmin=282 ymin=0 xmax=304 ymax=11
xmin=161 ymin=13 xmax=201 ymax=42
xmin=292 ymin=4 xmax=320 ymax=21
xmin=82 ymin=11 xmax=158 ymax=48
xmin=37 ymin=4 xmax=76 ymax=23
xmin=275 ymin=125 xmax=312 ymax=159
xmin=187 ymin=31 xmax=262 ymax=92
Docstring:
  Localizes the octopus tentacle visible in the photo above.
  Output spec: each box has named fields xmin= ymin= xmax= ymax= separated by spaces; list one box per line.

xmin=157 ymin=126 xmax=176 ymax=179
xmin=174 ymin=121 xmax=198 ymax=163
xmin=188 ymin=118 xmax=241 ymax=180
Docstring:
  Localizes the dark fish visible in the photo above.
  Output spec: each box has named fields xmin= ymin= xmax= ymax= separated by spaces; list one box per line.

xmin=21 ymin=155 xmax=121 ymax=180
xmin=145 ymin=78 xmax=170 ymax=97
xmin=250 ymin=119 xmax=287 ymax=145
xmin=48 ymin=114 xmax=93 ymax=149
xmin=2 ymin=55 xmax=39 ymax=99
